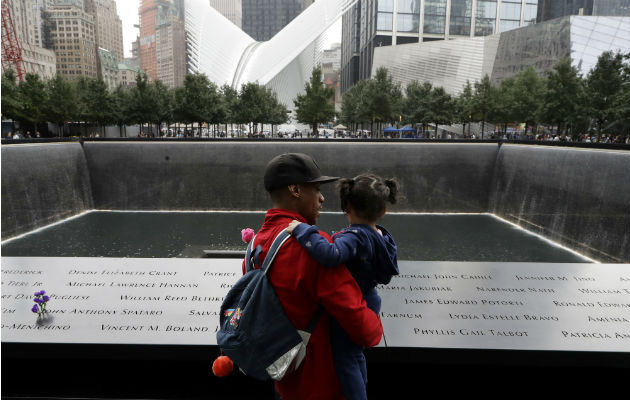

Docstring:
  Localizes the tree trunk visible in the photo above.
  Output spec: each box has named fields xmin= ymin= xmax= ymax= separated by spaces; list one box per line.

xmin=481 ymin=121 xmax=485 ymax=139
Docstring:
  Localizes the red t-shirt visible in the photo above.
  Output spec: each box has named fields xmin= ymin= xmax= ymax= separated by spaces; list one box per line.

xmin=243 ymin=209 xmax=383 ymax=400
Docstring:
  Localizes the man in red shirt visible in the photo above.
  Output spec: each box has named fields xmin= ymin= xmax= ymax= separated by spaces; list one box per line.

xmin=244 ymin=153 xmax=383 ymax=399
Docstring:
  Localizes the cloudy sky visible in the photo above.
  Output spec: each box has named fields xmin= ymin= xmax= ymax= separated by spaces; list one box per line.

xmin=114 ymin=0 xmax=340 ymax=58
xmin=114 ymin=0 xmax=139 ymax=58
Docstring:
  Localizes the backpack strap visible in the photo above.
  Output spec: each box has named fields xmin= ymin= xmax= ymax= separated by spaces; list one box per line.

xmin=244 ymin=234 xmax=257 ymax=273
xmin=260 ymin=228 xmax=322 ymax=334
xmin=261 ymin=229 xmax=291 ymax=274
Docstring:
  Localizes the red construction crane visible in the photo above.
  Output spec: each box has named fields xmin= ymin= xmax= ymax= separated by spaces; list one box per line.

xmin=1 ymin=0 xmax=26 ymax=81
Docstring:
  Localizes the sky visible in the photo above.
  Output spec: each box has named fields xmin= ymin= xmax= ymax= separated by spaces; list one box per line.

xmin=114 ymin=0 xmax=341 ymax=58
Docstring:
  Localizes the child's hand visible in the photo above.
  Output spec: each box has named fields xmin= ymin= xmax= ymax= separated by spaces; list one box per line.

xmin=287 ymin=220 xmax=302 ymax=234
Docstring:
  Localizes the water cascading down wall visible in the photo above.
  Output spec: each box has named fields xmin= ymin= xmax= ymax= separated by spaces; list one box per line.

xmin=1 ymin=141 xmax=629 ymax=262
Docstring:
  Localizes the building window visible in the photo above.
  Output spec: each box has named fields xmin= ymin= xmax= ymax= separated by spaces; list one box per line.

xmin=499 ymin=0 xmax=522 ymax=32
xmin=523 ymin=2 xmax=537 ymax=25
xmin=450 ymin=0 xmax=473 ymax=36
xmin=424 ymin=0 xmax=447 ymax=35
xmin=397 ymin=0 xmax=420 ymax=33
xmin=475 ymin=0 xmax=497 ymax=36
xmin=377 ymin=0 xmax=394 ymax=31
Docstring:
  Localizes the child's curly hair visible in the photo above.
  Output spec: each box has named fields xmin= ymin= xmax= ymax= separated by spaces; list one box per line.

xmin=337 ymin=173 xmax=399 ymax=221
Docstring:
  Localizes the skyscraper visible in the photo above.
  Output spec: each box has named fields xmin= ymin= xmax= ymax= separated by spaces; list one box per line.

xmin=209 ymin=0 xmax=242 ymax=27
xmin=242 ymin=0 xmax=305 ymax=41
xmin=155 ymin=2 xmax=186 ymax=87
xmin=43 ymin=2 xmax=98 ymax=81
xmin=341 ymin=0 xmax=539 ymax=92
xmin=139 ymin=0 xmax=159 ymax=81
xmin=139 ymin=0 xmax=186 ymax=87
xmin=85 ymin=0 xmax=124 ymax=61
xmin=4 ymin=0 xmax=56 ymax=79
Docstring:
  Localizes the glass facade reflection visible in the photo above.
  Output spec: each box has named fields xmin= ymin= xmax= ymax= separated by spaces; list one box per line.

xmin=424 ymin=0 xmax=447 ymax=34
xmin=397 ymin=0 xmax=420 ymax=32
xmin=377 ymin=0 xmax=394 ymax=31
xmin=476 ymin=0 xmax=498 ymax=36
xmin=500 ymin=0 xmax=522 ymax=32
xmin=242 ymin=0 xmax=304 ymax=41
xmin=450 ymin=0 xmax=473 ymax=36
xmin=342 ymin=1 xmax=544 ymax=92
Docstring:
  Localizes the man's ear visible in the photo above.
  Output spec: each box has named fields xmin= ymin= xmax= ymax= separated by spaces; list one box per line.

xmin=287 ymin=184 xmax=300 ymax=198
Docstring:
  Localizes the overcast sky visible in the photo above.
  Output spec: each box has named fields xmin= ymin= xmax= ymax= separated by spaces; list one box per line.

xmin=114 ymin=0 xmax=340 ymax=58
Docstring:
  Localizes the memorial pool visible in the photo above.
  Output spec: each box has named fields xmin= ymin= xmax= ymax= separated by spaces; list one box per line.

xmin=1 ymin=211 xmax=592 ymax=262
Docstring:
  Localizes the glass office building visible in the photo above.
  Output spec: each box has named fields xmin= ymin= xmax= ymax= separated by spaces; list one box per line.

xmin=370 ymin=15 xmax=629 ymax=96
xmin=242 ymin=0 xmax=305 ymax=41
xmin=537 ymin=0 xmax=629 ymax=22
xmin=341 ymin=0 xmax=539 ymax=92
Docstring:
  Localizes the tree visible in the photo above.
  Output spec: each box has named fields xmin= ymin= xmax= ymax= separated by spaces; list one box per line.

xmin=471 ymin=74 xmax=496 ymax=138
xmin=293 ymin=66 xmax=335 ymax=136
xmin=221 ymin=84 xmax=240 ymax=136
xmin=173 ymin=73 xmax=218 ymax=136
xmin=1 ymin=70 xmax=22 ymax=133
xmin=340 ymin=79 xmax=368 ymax=133
xmin=456 ymin=80 xmax=474 ymax=137
xmin=128 ymin=73 xmax=158 ymax=135
xmin=362 ymin=67 xmax=403 ymax=137
xmin=45 ymin=74 xmax=78 ymax=137
xmin=152 ymin=80 xmax=174 ymax=136
xmin=617 ymin=53 xmax=630 ymax=138
xmin=261 ymin=86 xmax=289 ymax=135
xmin=112 ymin=84 xmax=132 ymax=137
xmin=585 ymin=51 xmax=625 ymax=139
xmin=512 ymin=67 xmax=545 ymax=136
xmin=238 ymin=81 xmax=267 ymax=136
xmin=18 ymin=73 xmax=49 ymax=135
xmin=429 ymin=86 xmax=455 ymax=137
xmin=493 ymin=77 xmax=518 ymax=136
xmin=539 ymin=58 xmax=583 ymax=137
xmin=403 ymin=81 xmax=434 ymax=136
xmin=84 ymin=78 xmax=116 ymax=136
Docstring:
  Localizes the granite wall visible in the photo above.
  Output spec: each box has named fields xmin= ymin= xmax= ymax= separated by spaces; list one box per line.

xmin=1 ymin=143 xmax=93 ymax=238
xmin=2 ymin=141 xmax=628 ymax=262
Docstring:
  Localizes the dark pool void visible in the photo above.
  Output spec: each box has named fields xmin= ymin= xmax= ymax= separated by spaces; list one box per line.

xmin=2 ymin=141 xmax=628 ymax=262
xmin=0 ymin=211 xmax=589 ymax=262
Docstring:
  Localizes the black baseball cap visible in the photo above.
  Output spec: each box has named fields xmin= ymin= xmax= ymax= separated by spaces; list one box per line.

xmin=264 ymin=153 xmax=339 ymax=191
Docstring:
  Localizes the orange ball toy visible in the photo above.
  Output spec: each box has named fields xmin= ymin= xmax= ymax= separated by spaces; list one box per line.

xmin=212 ymin=355 xmax=234 ymax=377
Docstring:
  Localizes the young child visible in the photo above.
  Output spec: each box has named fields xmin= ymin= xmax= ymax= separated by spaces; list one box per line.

xmin=287 ymin=173 xmax=399 ymax=400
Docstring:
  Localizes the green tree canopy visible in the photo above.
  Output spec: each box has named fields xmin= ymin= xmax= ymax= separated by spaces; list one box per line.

xmin=512 ymin=67 xmax=545 ymax=130
xmin=585 ymin=51 xmax=626 ymax=137
xmin=1 ymin=70 xmax=22 ymax=130
xmin=471 ymin=74 xmax=497 ymax=138
xmin=18 ymin=73 xmax=49 ymax=134
xmin=45 ymin=74 xmax=78 ymax=136
xmin=539 ymin=58 xmax=583 ymax=135
xmin=293 ymin=66 xmax=335 ymax=136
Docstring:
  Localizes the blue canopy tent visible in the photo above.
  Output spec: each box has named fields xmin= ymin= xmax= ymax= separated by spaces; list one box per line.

xmin=399 ymin=126 xmax=417 ymax=138
xmin=383 ymin=126 xmax=399 ymax=133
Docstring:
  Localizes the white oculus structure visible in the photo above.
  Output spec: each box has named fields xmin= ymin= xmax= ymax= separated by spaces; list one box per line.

xmin=184 ymin=0 xmax=357 ymax=107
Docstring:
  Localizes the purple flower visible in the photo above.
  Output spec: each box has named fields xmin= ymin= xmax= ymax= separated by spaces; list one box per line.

xmin=34 ymin=298 xmax=43 ymax=304
xmin=31 ymin=304 xmax=39 ymax=313
xmin=39 ymin=290 xmax=46 ymax=295
xmin=42 ymin=296 xmax=50 ymax=302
